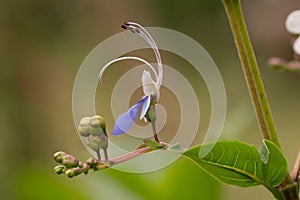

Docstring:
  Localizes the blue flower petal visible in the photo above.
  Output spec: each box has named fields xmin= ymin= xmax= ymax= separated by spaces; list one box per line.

xmin=140 ymin=95 xmax=151 ymax=120
xmin=111 ymin=96 xmax=150 ymax=135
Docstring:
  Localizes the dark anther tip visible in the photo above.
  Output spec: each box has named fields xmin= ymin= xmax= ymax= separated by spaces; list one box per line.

xmin=121 ymin=24 xmax=128 ymax=29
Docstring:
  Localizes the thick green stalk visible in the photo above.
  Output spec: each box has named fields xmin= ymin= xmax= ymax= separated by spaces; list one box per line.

xmin=221 ymin=0 xmax=297 ymax=199
xmin=222 ymin=0 xmax=279 ymax=148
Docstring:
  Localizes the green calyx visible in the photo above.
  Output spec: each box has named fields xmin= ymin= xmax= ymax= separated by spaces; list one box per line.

xmin=145 ymin=105 xmax=156 ymax=122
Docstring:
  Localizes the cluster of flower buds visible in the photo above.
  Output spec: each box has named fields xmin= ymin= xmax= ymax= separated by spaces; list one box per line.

xmin=78 ymin=115 xmax=108 ymax=160
xmin=53 ymin=151 xmax=86 ymax=178
xmin=53 ymin=151 xmax=110 ymax=178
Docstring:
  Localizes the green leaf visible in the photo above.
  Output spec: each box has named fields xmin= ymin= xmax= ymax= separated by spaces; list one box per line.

xmin=259 ymin=140 xmax=287 ymax=187
xmin=184 ymin=141 xmax=265 ymax=187
xmin=183 ymin=140 xmax=288 ymax=199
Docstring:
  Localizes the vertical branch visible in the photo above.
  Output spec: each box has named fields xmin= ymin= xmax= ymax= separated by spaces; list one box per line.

xmin=221 ymin=0 xmax=280 ymax=147
xmin=221 ymin=0 xmax=297 ymax=198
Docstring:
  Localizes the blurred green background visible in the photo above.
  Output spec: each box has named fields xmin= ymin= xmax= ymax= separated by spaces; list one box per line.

xmin=1 ymin=0 xmax=300 ymax=199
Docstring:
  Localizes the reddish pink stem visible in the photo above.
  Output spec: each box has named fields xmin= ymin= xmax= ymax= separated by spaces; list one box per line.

xmin=110 ymin=147 xmax=153 ymax=165
xmin=291 ymin=150 xmax=300 ymax=182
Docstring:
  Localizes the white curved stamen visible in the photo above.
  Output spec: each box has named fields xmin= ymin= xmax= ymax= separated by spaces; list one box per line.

xmin=125 ymin=22 xmax=163 ymax=88
xmin=126 ymin=26 xmax=160 ymax=66
xmin=99 ymin=56 xmax=158 ymax=85
xmin=126 ymin=23 xmax=160 ymax=56
xmin=127 ymin=28 xmax=162 ymax=85
xmin=126 ymin=25 xmax=161 ymax=68
xmin=127 ymin=22 xmax=162 ymax=84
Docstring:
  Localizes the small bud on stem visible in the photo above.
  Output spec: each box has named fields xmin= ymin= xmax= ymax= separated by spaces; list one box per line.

xmin=54 ymin=165 xmax=66 ymax=174
xmin=62 ymin=155 xmax=79 ymax=168
xmin=53 ymin=151 xmax=67 ymax=163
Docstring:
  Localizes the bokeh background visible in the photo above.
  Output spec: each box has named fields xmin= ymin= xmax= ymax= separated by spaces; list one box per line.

xmin=1 ymin=0 xmax=300 ymax=199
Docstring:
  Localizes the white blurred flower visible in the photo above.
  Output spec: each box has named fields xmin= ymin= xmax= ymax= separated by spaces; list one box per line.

xmin=286 ymin=10 xmax=300 ymax=55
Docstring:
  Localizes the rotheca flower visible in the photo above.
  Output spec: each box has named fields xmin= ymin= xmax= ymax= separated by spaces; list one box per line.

xmin=99 ymin=22 xmax=163 ymax=135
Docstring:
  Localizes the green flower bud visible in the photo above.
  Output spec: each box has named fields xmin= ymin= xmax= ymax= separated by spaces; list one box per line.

xmin=54 ymin=165 xmax=66 ymax=174
xmin=89 ymin=126 xmax=105 ymax=136
xmin=71 ymin=167 xmax=83 ymax=175
xmin=86 ymin=135 xmax=108 ymax=151
xmin=66 ymin=167 xmax=86 ymax=177
xmin=78 ymin=117 xmax=91 ymax=137
xmin=62 ymin=155 xmax=79 ymax=168
xmin=53 ymin=151 xmax=67 ymax=163
xmin=86 ymin=158 xmax=99 ymax=168
xmin=78 ymin=126 xmax=90 ymax=137
xmin=65 ymin=169 xmax=75 ymax=178
xmin=90 ymin=115 xmax=106 ymax=134
xmin=86 ymin=136 xmax=100 ymax=151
